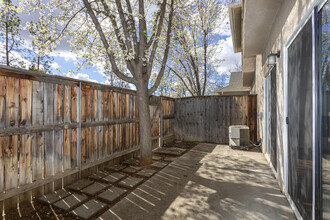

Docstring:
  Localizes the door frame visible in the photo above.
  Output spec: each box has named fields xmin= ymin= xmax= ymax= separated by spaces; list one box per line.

xmin=264 ymin=69 xmax=277 ymax=175
xmin=283 ymin=4 xmax=321 ymax=219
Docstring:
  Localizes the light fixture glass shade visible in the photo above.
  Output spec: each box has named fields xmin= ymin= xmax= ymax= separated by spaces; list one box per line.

xmin=267 ymin=54 xmax=277 ymax=66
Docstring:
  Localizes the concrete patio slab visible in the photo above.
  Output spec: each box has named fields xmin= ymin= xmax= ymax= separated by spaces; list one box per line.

xmin=71 ymin=199 xmax=106 ymax=220
xmin=81 ymin=182 xmax=109 ymax=196
xmin=52 ymin=193 xmax=88 ymax=212
xmin=122 ymin=166 xmax=139 ymax=174
xmin=38 ymin=189 xmax=71 ymax=204
xmin=163 ymin=157 xmax=176 ymax=162
xmin=66 ymin=179 xmax=94 ymax=192
xmin=105 ymin=164 xmax=126 ymax=172
xmin=107 ymin=143 xmax=296 ymax=220
xmin=136 ymin=168 xmax=157 ymax=178
xmin=88 ymin=171 xmax=109 ymax=181
xmin=150 ymin=161 xmax=168 ymax=169
xmin=118 ymin=176 xmax=143 ymax=189
xmin=152 ymin=155 xmax=163 ymax=161
xmin=97 ymin=186 xmax=127 ymax=204
xmin=103 ymin=172 xmax=126 ymax=184
xmin=153 ymin=147 xmax=186 ymax=156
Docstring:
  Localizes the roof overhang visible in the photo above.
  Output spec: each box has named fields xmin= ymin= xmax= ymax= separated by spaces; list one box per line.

xmin=229 ymin=2 xmax=243 ymax=53
xmin=242 ymin=0 xmax=282 ymax=57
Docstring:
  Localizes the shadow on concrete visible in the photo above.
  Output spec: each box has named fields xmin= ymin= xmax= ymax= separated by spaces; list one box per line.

xmin=103 ymin=143 xmax=295 ymax=220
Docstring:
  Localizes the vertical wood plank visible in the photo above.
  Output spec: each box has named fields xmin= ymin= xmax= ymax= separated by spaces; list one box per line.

xmin=103 ymin=90 xmax=109 ymax=121
xmin=55 ymin=84 xmax=64 ymax=124
xmin=92 ymin=89 xmax=97 ymax=121
xmin=63 ymin=129 xmax=71 ymax=170
xmin=86 ymin=127 xmax=92 ymax=162
xmin=97 ymin=90 xmax=103 ymax=121
xmin=97 ymin=126 xmax=103 ymax=158
xmin=86 ymin=86 xmax=92 ymax=122
xmin=109 ymin=125 xmax=113 ymax=153
xmin=0 ymin=137 xmax=4 ymax=192
xmin=126 ymin=94 xmax=130 ymax=118
xmin=0 ymin=76 xmax=5 ymax=128
xmin=20 ymin=79 xmax=32 ymax=127
xmin=113 ymin=125 xmax=117 ymax=152
xmin=4 ymin=135 xmax=18 ymax=190
xmin=118 ymin=93 xmax=122 ymax=119
xmin=92 ymin=127 xmax=97 ymax=160
xmin=32 ymin=132 xmax=44 ymax=181
xmin=19 ymin=134 xmax=32 ymax=186
xmin=81 ymin=85 xmax=86 ymax=122
xmin=5 ymin=77 xmax=19 ymax=128
xmin=32 ymin=81 xmax=44 ymax=126
xmin=44 ymin=131 xmax=54 ymax=177
xmin=64 ymin=86 xmax=71 ymax=123
xmin=113 ymin=92 xmax=117 ymax=119
xmin=71 ymin=86 xmax=77 ymax=123
xmin=81 ymin=128 xmax=86 ymax=164
xmin=109 ymin=91 xmax=113 ymax=120
xmin=71 ymin=129 xmax=77 ymax=167
xmin=44 ymin=83 xmax=54 ymax=125
xmin=103 ymin=125 xmax=108 ymax=156
xmin=54 ymin=130 xmax=63 ymax=174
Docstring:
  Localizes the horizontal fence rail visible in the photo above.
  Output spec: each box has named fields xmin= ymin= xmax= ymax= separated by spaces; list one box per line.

xmin=174 ymin=95 xmax=257 ymax=144
xmin=0 ymin=66 xmax=257 ymax=214
xmin=0 ymin=65 xmax=175 ymax=214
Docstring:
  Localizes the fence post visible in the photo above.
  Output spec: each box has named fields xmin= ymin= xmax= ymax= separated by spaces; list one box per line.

xmin=159 ymin=97 xmax=163 ymax=148
xmin=77 ymin=82 xmax=81 ymax=178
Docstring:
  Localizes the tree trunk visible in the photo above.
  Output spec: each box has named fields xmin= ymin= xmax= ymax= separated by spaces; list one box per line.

xmin=202 ymin=30 xmax=207 ymax=96
xmin=136 ymin=82 xmax=153 ymax=166
xmin=5 ymin=23 xmax=9 ymax=66
xmin=37 ymin=55 xmax=40 ymax=71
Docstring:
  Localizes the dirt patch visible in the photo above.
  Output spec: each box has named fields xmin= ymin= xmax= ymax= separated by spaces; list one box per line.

xmin=4 ymin=201 xmax=79 ymax=220
xmin=162 ymin=140 xmax=198 ymax=149
xmin=3 ymin=141 xmax=191 ymax=219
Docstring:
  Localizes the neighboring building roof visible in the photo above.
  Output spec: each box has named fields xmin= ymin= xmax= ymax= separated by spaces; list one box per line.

xmin=216 ymin=72 xmax=250 ymax=94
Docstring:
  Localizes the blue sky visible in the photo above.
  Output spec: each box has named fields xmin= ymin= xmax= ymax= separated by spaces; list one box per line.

xmin=2 ymin=0 xmax=241 ymax=86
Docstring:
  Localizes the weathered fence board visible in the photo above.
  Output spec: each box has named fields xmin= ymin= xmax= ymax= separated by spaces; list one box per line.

xmin=0 ymin=66 xmax=176 ymax=214
xmin=174 ymin=96 xmax=257 ymax=144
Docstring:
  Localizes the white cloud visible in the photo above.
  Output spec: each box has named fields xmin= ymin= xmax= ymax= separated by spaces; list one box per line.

xmin=62 ymin=72 xmax=98 ymax=83
xmin=216 ymin=36 xmax=241 ymax=75
xmin=52 ymin=51 xmax=77 ymax=62
xmin=51 ymin=62 xmax=60 ymax=69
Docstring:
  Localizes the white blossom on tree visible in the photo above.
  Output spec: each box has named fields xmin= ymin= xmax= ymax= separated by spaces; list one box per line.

xmin=20 ymin=0 xmax=175 ymax=165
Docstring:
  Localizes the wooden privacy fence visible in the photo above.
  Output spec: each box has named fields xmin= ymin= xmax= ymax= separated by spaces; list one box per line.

xmin=149 ymin=96 xmax=175 ymax=148
xmin=0 ymin=66 xmax=174 ymax=213
xmin=174 ymin=95 xmax=257 ymax=144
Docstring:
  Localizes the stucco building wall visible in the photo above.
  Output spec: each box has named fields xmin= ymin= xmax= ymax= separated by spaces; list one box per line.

xmin=250 ymin=0 xmax=315 ymax=191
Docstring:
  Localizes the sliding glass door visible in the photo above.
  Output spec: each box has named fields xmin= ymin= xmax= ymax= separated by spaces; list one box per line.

xmin=287 ymin=15 xmax=314 ymax=220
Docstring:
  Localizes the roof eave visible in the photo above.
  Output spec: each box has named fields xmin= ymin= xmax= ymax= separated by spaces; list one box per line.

xmin=229 ymin=2 xmax=243 ymax=53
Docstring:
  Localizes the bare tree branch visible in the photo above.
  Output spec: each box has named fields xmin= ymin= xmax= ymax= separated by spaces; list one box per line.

xmin=146 ymin=0 xmax=167 ymax=78
xmin=125 ymin=0 xmax=138 ymax=49
xmin=83 ymin=0 xmax=135 ymax=84
xmin=114 ymin=0 xmax=133 ymax=52
xmin=148 ymin=0 xmax=174 ymax=96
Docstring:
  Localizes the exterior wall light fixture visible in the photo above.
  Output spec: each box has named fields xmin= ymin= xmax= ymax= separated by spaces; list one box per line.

xmin=267 ymin=51 xmax=280 ymax=67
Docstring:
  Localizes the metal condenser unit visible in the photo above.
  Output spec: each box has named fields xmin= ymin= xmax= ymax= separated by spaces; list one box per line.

xmin=229 ymin=125 xmax=250 ymax=147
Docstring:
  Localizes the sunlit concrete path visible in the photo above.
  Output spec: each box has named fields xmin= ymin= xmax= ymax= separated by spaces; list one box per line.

xmin=101 ymin=143 xmax=296 ymax=220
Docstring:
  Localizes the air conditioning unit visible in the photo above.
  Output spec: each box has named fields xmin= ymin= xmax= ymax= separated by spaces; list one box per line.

xmin=229 ymin=125 xmax=250 ymax=146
